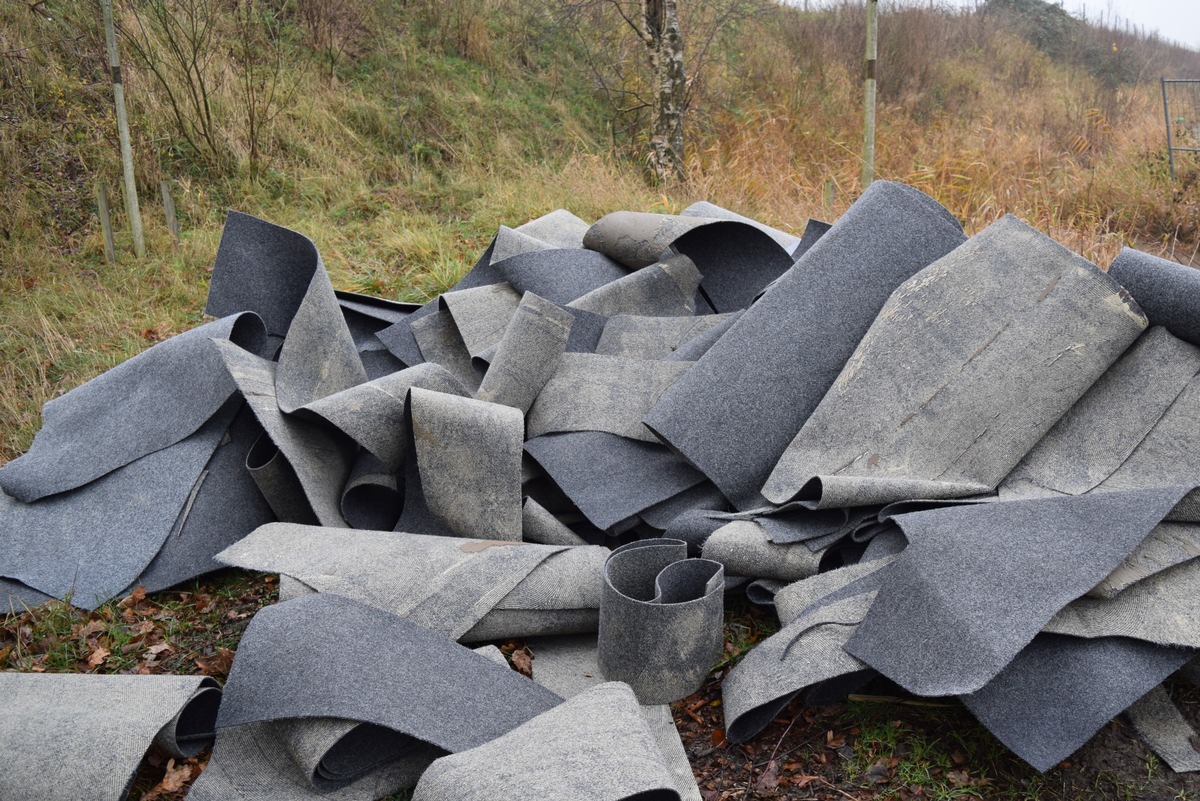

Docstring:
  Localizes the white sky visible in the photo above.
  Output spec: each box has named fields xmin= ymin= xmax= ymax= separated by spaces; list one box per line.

xmin=796 ymin=1 xmax=1200 ymax=50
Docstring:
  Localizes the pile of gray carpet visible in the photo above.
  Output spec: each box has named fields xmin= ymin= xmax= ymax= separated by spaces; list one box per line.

xmin=3 ymin=180 xmax=1200 ymax=799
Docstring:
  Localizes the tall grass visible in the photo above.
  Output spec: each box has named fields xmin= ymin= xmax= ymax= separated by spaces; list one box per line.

xmin=2 ymin=0 xmax=1199 ymax=461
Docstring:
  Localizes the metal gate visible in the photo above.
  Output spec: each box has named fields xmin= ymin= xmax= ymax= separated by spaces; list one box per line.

xmin=1161 ymin=77 xmax=1200 ymax=180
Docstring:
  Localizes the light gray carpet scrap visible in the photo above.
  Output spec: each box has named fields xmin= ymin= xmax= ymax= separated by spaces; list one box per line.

xmin=214 ymin=339 xmax=355 ymax=528
xmin=1108 ymin=247 xmax=1200 ymax=346
xmin=598 ymin=539 xmax=724 ymax=704
xmin=412 ymin=682 xmax=683 ymax=801
xmin=527 ymin=353 xmax=692 ymax=442
xmin=297 ymin=362 xmax=467 ymax=471
xmin=526 ymin=635 xmax=704 ymax=801
xmin=595 ymin=313 xmax=736 ymax=360
xmin=399 ymin=387 xmax=523 ymax=540
xmin=218 ymin=523 xmax=606 ymax=641
xmin=1125 ymin=684 xmax=1200 ymax=773
xmin=475 ymin=291 xmax=574 ymax=412
xmin=567 ymin=253 xmax=702 ymax=317
xmin=762 ymin=215 xmax=1147 ymax=508
xmin=0 ymin=673 xmax=220 ymax=801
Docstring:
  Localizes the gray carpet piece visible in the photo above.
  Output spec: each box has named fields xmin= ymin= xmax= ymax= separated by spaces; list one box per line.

xmin=357 ymin=344 xmax=405 ymax=381
xmin=494 ymin=248 xmax=631 ymax=304
xmin=475 ymin=292 xmax=573 ymax=413
xmin=340 ymin=451 xmax=402 ymax=531
xmin=0 ymin=673 xmax=220 ymax=801
xmin=205 ymin=212 xmax=367 ymax=413
xmin=205 ymin=210 xmax=323 ymax=336
xmin=665 ymin=311 xmax=743 ymax=363
xmin=523 ymin=496 xmax=591 ymax=546
xmin=0 ymin=577 xmax=54 ymax=613
xmin=188 ymin=719 xmax=437 ymax=801
xmin=219 ymin=523 xmax=606 ymax=641
xmin=671 ymin=220 xmax=796 ymax=312
xmin=524 ymin=432 xmax=707 ymax=531
xmin=412 ymin=682 xmax=682 ymax=801
xmin=793 ymin=218 xmax=833 ymax=260
xmin=397 ymin=387 xmax=523 ymax=540
xmin=638 ymin=482 xmax=730 ymax=532
xmin=373 ymin=210 xmax=583 ymax=369
xmin=273 ymin=256 xmax=367 ymax=414
xmin=1108 ymin=247 xmax=1200 ymax=347
xmin=563 ymin=305 xmax=609 ymax=353
xmin=682 ymin=200 xmax=802 ymax=254
xmin=246 ymin=432 xmax=319 ymax=525
xmin=190 ymin=594 xmax=560 ymax=799
xmin=440 ymin=283 xmax=523 ymax=359
xmin=1087 ymin=522 xmax=1200 ymax=598
xmin=595 ymin=314 xmax=736 ymax=360
xmin=702 ymin=521 xmax=824 ymax=582
xmin=1000 ymin=326 xmax=1200 ymax=501
xmin=845 ymin=486 xmax=1193 ymax=696
xmin=0 ymin=400 xmax=238 ymax=608
xmin=131 ymin=402 xmax=276 ymax=594
xmin=215 ymin=340 xmax=354 ymax=527
xmin=723 ymin=591 xmax=876 ymax=743
xmin=568 ymin=254 xmax=701 ymax=317
xmin=756 ymin=507 xmax=857 ymax=545
xmin=508 ymin=208 xmax=591 ymax=251
xmin=527 ymin=636 xmax=704 ymax=801
xmin=1044 ymin=556 xmax=1200 ymax=648
xmin=410 ymin=309 xmax=482 ymax=393
xmin=961 ymin=633 xmax=1195 ymax=772
xmin=584 ymin=211 xmax=717 ymax=269
xmin=527 ymin=353 xmax=692 ymax=442
xmin=598 ymin=539 xmax=724 ymax=704
xmin=762 ymin=215 xmax=1147 ymax=508
xmin=297 ymin=363 xmax=467 ymax=471
xmin=643 ymin=181 xmax=966 ymax=509
xmin=0 ymin=312 xmax=264 ymax=502
xmin=216 ymin=593 xmax=562 ymax=737
xmin=336 ymin=289 xmax=420 ymax=328
xmin=1125 ymin=684 xmax=1200 ymax=772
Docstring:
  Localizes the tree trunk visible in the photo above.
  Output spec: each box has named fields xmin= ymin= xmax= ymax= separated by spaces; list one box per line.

xmin=642 ymin=0 xmax=685 ymax=183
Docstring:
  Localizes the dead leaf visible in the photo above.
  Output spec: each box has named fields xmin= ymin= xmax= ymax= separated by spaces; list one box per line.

xmin=826 ymin=729 xmax=846 ymax=748
xmin=510 ymin=648 xmax=532 ymax=676
xmin=119 ymin=586 xmax=147 ymax=608
xmin=711 ymin=728 xmax=727 ymax=747
xmin=86 ymin=645 xmax=110 ymax=668
xmin=865 ymin=758 xmax=892 ymax=785
xmin=752 ymin=759 xmax=780 ymax=794
xmin=950 ymin=749 xmax=967 ymax=766
xmin=141 ymin=757 xmax=196 ymax=801
xmin=947 ymin=769 xmax=971 ymax=787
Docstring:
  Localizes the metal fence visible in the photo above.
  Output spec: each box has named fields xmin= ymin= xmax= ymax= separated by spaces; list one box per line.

xmin=1161 ymin=77 xmax=1200 ymax=180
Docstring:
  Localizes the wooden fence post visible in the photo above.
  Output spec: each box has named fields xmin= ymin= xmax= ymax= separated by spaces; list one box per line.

xmin=101 ymin=0 xmax=145 ymax=258
xmin=96 ymin=181 xmax=116 ymax=264
xmin=161 ymin=180 xmax=180 ymax=248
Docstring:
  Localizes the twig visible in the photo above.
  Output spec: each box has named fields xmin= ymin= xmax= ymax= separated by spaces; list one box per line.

xmin=817 ymin=776 xmax=862 ymax=800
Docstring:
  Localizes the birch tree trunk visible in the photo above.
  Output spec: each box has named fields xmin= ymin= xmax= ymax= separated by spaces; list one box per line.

xmin=640 ymin=0 xmax=685 ymax=183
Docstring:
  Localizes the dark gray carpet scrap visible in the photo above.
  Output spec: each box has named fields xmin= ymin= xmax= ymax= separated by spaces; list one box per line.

xmin=10 ymin=190 xmax=1200 ymax=793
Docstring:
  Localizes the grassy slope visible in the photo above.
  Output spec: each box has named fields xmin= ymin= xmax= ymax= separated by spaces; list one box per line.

xmin=4 ymin=1 xmax=1200 ymax=798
